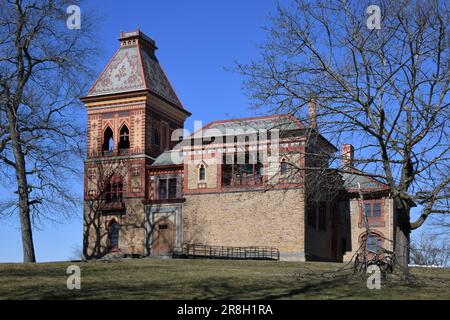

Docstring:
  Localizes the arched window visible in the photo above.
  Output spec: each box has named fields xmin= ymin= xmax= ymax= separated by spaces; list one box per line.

xmin=105 ymin=175 xmax=124 ymax=203
xmin=199 ymin=165 xmax=206 ymax=181
xmin=118 ymin=125 xmax=130 ymax=150
xmin=153 ymin=129 xmax=160 ymax=146
xmin=366 ymin=234 xmax=382 ymax=253
xmin=280 ymin=159 xmax=287 ymax=175
xmin=108 ymin=220 xmax=120 ymax=251
xmin=102 ymin=126 xmax=114 ymax=151
xmin=360 ymin=232 xmax=384 ymax=254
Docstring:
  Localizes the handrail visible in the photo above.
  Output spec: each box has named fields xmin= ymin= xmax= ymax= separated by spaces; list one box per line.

xmin=181 ymin=243 xmax=279 ymax=260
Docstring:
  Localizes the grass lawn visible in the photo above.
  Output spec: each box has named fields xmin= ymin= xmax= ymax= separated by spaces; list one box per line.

xmin=0 ymin=258 xmax=449 ymax=299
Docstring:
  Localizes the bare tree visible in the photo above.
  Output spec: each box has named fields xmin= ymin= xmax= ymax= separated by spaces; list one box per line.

xmin=410 ymin=233 xmax=449 ymax=266
xmin=0 ymin=0 xmax=98 ymax=262
xmin=235 ymin=0 xmax=449 ymax=268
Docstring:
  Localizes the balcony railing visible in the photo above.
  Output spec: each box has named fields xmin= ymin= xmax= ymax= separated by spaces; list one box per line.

xmin=222 ymin=173 xmax=263 ymax=188
xmin=101 ymin=148 xmax=130 ymax=157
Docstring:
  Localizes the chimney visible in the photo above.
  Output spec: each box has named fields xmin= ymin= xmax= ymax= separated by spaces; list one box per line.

xmin=341 ymin=144 xmax=354 ymax=168
xmin=119 ymin=29 xmax=157 ymax=54
xmin=308 ymin=98 xmax=317 ymax=130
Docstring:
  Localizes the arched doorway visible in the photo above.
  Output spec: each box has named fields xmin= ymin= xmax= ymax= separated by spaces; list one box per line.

xmin=152 ymin=217 xmax=174 ymax=256
xmin=108 ymin=220 xmax=120 ymax=252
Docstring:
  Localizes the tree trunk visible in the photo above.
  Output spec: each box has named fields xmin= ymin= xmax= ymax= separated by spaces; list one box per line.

xmin=6 ymin=103 xmax=36 ymax=263
xmin=395 ymin=208 xmax=411 ymax=269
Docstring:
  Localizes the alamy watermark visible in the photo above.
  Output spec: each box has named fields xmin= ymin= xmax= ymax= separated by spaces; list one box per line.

xmin=366 ymin=265 xmax=381 ymax=289
xmin=66 ymin=265 xmax=81 ymax=290
xmin=66 ymin=5 xmax=81 ymax=30
xmin=366 ymin=5 xmax=381 ymax=30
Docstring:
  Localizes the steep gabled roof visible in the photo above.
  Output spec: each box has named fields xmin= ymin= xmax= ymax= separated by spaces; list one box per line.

xmin=85 ymin=30 xmax=183 ymax=109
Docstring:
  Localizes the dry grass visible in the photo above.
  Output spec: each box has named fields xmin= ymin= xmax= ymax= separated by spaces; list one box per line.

xmin=0 ymin=258 xmax=449 ymax=299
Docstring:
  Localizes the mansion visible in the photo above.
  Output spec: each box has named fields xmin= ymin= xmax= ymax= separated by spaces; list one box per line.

xmin=82 ymin=30 xmax=398 ymax=262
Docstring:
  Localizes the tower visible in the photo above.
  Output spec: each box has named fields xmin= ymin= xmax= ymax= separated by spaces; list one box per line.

xmin=81 ymin=30 xmax=190 ymax=258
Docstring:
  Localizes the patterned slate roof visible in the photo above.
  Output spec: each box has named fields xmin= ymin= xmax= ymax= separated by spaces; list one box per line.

xmin=194 ymin=114 xmax=305 ymax=138
xmin=86 ymin=31 xmax=183 ymax=108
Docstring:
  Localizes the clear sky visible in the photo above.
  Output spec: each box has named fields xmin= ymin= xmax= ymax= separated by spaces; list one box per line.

xmin=0 ymin=0 xmax=430 ymax=263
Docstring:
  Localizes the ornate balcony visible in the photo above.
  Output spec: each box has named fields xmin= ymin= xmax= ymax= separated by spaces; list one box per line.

xmin=100 ymin=201 xmax=125 ymax=211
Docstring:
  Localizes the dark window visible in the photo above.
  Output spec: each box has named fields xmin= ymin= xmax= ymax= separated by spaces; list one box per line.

xmin=158 ymin=178 xmax=179 ymax=200
xmin=168 ymin=178 xmax=177 ymax=199
xmin=373 ymin=203 xmax=381 ymax=217
xmin=280 ymin=159 xmax=287 ymax=175
xmin=364 ymin=201 xmax=382 ymax=218
xmin=307 ymin=202 xmax=317 ymax=227
xmin=367 ymin=234 xmax=382 ymax=253
xmin=199 ymin=165 xmax=205 ymax=181
xmin=318 ymin=201 xmax=327 ymax=230
xmin=159 ymin=179 xmax=167 ymax=199
xmin=158 ymin=224 xmax=168 ymax=230
xmin=105 ymin=175 xmax=123 ymax=203
xmin=102 ymin=126 xmax=114 ymax=151
xmin=153 ymin=129 xmax=160 ymax=146
xmin=118 ymin=125 xmax=130 ymax=150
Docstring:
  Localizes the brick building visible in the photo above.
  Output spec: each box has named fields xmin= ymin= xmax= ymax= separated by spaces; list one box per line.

xmin=82 ymin=30 xmax=399 ymax=262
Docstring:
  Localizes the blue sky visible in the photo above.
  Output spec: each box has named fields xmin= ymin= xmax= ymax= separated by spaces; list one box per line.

xmin=0 ymin=0 xmax=286 ymax=262
xmin=0 ymin=0 xmax=433 ymax=263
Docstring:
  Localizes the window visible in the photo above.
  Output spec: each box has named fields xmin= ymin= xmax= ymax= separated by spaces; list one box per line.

xmin=158 ymin=224 xmax=168 ymax=230
xmin=158 ymin=179 xmax=167 ymax=199
xmin=367 ymin=234 xmax=382 ymax=253
xmin=307 ymin=202 xmax=317 ymax=227
xmin=168 ymin=178 xmax=177 ymax=199
xmin=153 ymin=129 xmax=160 ymax=146
xmin=102 ymin=126 xmax=114 ymax=151
xmin=362 ymin=200 xmax=383 ymax=225
xmin=158 ymin=178 xmax=178 ymax=200
xmin=105 ymin=175 xmax=123 ymax=203
xmin=363 ymin=201 xmax=382 ymax=218
xmin=118 ymin=125 xmax=130 ymax=150
xmin=318 ymin=201 xmax=327 ymax=230
xmin=199 ymin=165 xmax=206 ymax=181
xmin=280 ymin=159 xmax=287 ymax=175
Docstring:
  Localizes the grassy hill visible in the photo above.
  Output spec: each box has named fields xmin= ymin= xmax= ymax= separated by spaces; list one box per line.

xmin=0 ymin=258 xmax=449 ymax=299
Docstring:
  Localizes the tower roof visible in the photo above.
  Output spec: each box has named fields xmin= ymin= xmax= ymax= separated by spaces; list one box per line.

xmin=84 ymin=29 xmax=184 ymax=109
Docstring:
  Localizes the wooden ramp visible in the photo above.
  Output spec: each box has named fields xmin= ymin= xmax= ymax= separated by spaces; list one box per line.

xmin=181 ymin=243 xmax=280 ymax=261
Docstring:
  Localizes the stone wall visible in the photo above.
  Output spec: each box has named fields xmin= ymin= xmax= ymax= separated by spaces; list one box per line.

xmin=183 ymin=188 xmax=306 ymax=261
